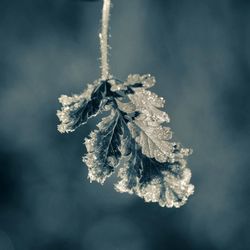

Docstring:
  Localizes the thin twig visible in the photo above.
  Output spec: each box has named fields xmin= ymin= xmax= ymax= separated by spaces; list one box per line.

xmin=100 ymin=0 xmax=111 ymax=80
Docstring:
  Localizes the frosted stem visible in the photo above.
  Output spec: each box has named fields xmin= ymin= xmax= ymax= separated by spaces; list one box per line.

xmin=100 ymin=0 xmax=111 ymax=80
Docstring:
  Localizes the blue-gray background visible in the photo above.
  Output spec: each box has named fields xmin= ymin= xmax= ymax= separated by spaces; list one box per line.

xmin=0 ymin=0 xmax=249 ymax=249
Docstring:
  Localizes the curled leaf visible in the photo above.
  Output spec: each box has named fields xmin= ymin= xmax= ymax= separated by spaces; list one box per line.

xmin=115 ymin=138 xmax=194 ymax=208
xmin=83 ymin=109 xmax=125 ymax=184
xmin=57 ymin=74 xmax=194 ymax=208
xmin=57 ymin=80 xmax=117 ymax=133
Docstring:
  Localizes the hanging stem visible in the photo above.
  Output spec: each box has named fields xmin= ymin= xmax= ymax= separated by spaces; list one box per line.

xmin=100 ymin=0 xmax=111 ymax=80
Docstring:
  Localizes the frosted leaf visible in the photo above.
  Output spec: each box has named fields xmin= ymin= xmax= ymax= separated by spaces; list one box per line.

xmin=128 ymin=118 xmax=173 ymax=162
xmin=57 ymin=80 xmax=116 ymax=133
xmin=127 ymin=88 xmax=169 ymax=123
xmin=125 ymin=74 xmax=156 ymax=89
xmin=58 ymin=73 xmax=194 ymax=208
xmin=115 ymin=138 xmax=194 ymax=208
xmin=115 ymin=99 xmax=136 ymax=114
xmin=124 ymin=78 xmax=173 ymax=162
xmin=83 ymin=109 xmax=125 ymax=184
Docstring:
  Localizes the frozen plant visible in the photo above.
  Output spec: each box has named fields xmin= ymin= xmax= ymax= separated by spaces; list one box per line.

xmin=57 ymin=0 xmax=194 ymax=208
xmin=57 ymin=75 xmax=194 ymax=207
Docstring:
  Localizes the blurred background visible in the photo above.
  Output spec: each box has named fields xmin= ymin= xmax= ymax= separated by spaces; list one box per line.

xmin=0 ymin=0 xmax=250 ymax=249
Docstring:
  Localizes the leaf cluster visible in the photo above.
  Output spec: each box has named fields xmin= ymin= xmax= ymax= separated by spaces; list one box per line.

xmin=57 ymin=74 xmax=194 ymax=207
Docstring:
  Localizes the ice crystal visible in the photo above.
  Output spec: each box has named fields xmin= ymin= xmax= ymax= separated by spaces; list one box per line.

xmin=57 ymin=74 xmax=194 ymax=208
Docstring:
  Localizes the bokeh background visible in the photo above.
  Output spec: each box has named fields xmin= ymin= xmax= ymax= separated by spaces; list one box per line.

xmin=0 ymin=0 xmax=250 ymax=249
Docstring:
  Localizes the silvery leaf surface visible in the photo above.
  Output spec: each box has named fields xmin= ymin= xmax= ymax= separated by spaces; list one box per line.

xmin=57 ymin=74 xmax=194 ymax=208
xmin=127 ymin=88 xmax=169 ymax=123
xmin=128 ymin=119 xmax=174 ymax=163
xmin=115 ymin=138 xmax=194 ymax=208
xmin=57 ymin=80 xmax=119 ymax=133
xmin=123 ymin=75 xmax=173 ymax=162
xmin=124 ymin=74 xmax=156 ymax=89
xmin=111 ymin=74 xmax=156 ymax=95
xmin=83 ymin=109 xmax=126 ymax=184
xmin=110 ymin=74 xmax=174 ymax=162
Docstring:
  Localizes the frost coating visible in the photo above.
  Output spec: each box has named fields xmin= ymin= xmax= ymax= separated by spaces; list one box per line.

xmin=57 ymin=80 xmax=114 ymax=133
xmin=128 ymin=119 xmax=174 ymax=163
xmin=100 ymin=0 xmax=111 ymax=79
xmin=57 ymin=74 xmax=194 ymax=208
xmin=115 ymin=138 xmax=194 ymax=208
xmin=125 ymin=74 xmax=156 ymax=89
xmin=83 ymin=109 xmax=124 ymax=184
xmin=125 ymin=75 xmax=174 ymax=162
